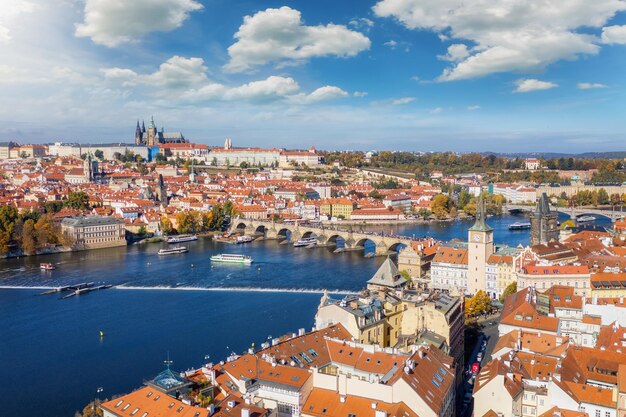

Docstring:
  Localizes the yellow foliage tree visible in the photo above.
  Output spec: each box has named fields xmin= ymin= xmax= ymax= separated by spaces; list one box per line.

xmin=466 ymin=290 xmax=492 ymax=317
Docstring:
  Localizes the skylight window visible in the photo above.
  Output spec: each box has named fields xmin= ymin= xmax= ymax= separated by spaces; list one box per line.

xmin=308 ymin=348 xmax=319 ymax=357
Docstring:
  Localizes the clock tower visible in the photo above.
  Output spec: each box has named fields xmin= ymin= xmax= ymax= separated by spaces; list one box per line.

xmin=467 ymin=194 xmax=494 ymax=295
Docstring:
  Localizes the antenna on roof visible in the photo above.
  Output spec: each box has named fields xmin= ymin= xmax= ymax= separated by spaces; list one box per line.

xmin=164 ymin=351 xmax=173 ymax=369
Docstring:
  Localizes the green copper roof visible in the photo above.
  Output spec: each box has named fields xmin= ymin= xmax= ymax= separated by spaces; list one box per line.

xmin=469 ymin=194 xmax=493 ymax=232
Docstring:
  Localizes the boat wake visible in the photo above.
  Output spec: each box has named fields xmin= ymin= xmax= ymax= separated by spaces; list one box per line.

xmin=115 ymin=285 xmax=356 ymax=295
xmin=0 ymin=285 xmax=57 ymax=290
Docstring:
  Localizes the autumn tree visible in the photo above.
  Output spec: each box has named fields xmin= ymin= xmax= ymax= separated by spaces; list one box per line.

xmin=430 ymin=194 xmax=454 ymax=219
xmin=466 ymin=290 xmax=492 ymax=317
xmin=21 ymin=219 xmax=37 ymax=255
xmin=160 ymin=216 xmax=173 ymax=235
xmin=500 ymin=281 xmax=517 ymax=303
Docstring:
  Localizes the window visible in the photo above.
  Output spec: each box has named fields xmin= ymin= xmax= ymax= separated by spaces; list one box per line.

xmin=596 ymin=410 xmax=601 ymax=417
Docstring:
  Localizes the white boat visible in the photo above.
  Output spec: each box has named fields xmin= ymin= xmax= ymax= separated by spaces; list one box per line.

xmin=508 ymin=222 xmax=531 ymax=230
xmin=158 ymin=246 xmax=189 ymax=255
xmin=577 ymin=215 xmax=596 ymax=223
xmin=210 ymin=254 xmax=253 ymax=265
xmin=294 ymin=237 xmax=318 ymax=247
xmin=236 ymin=235 xmax=253 ymax=244
xmin=167 ymin=234 xmax=198 ymax=244
xmin=40 ymin=263 xmax=55 ymax=270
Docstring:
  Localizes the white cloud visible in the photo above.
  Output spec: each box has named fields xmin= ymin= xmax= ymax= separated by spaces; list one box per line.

xmin=354 ymin=91 xmax=368 ymax=97
xmin=373 ymin=0 xmax=626 ymax=81
xmin=391 ymin=97 xmax=415 ymax=105
xmin=0 ymin=0 xmax=35 ymax=43
xmin=75 ymin=0 xmax=203 ymax=47
xmin=430 ymin=107 xmax=444 ymax=114
xmin=225 ymin=76 xmax=300 ymax=101
xmin=438 ymin=44 xmax=470 ymax=62
xmin=384 ymin=40 xmax=398 ymax=49
xmin=514 ymin=78 xmax=558 ymax=93
xmin=102 ymin=57 xmax=348 ymax=105
xmin=577 ymin=82 xmax=608 ymax=90
xmin=224 ymin=6 xmax=370 ymax=72
xmin=349 ymin=17 xmax=375 ymax=30
xmin=467 ymin=105 xmax=481 ymax=111
xmin=601 ymin=25 xmax=626 ymax=44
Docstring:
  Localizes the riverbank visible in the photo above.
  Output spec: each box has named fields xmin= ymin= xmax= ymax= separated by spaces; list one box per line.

xmin=0 ymin=245 xmax=73 ymax=260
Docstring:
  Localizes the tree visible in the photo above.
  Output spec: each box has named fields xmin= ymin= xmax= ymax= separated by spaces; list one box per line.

xmin=155 ymin=153 xmax=167 ymax=162
xmin=465 ymin=290 xmax=492 ymax=317
xmin=597 ymin=188 xmax=609 ymax=205
xmin=458 ymin=190 xmax=471 ymax=210
xmin=94 ymin=150 xmax=104 ymax=160
xmin=21 ymin=219 xmax=37 ymax=255
xmin=417 ymin=208 xmax=432 ymax=220
xmin=160 ymin=216 xmax=173 ymax=235
xmin=500 ymin=282 xmax=517 ymax=303
xmin=65 ymin=191 xmax=90 ymax=210
xmin=0 ymin=205 xmax=18 ymax=254
xmin=430 ymin=194 xmax=453 ymax=219
xmin=240 ymin=161 xmax=249 ymax=169
xmin=400 ymin=270 xmax=412 ymax=286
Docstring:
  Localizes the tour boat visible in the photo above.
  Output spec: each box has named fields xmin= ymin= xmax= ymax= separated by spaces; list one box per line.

xmin=236 ymin=235 xmax=253 ymax=244
xmin=167 ymin=234 xmax=198 ymax=244
xmin=158 ymin=246 xmax=189 ymax=255
xmin=577 ymin=215 xmax=596 ymax=223
xmin=40 ymin=263 xmax=55 ymax=270
xmin=293 ymin=237 xmax=318 ymax=247
xmin=508 ymin=222 xmax=531 ymax=230
xmin=210 ymin=254 xmax=253 ymax=265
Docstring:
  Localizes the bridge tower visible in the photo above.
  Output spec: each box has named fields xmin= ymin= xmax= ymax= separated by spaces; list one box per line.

xmin=530 ymin=193 xmax=559 ymax=245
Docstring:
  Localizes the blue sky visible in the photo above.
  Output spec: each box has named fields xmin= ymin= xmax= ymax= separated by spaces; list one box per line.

xmin=0 ymin=0 xmax=625 ymax=152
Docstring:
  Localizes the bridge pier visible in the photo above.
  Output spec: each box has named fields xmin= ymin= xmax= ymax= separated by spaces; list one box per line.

xmin=375 ymin=242 xmax=389 ymax=256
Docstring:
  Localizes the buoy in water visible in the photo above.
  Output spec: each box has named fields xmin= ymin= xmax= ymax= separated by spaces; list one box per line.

xmin=191 ymin=264 xmax=194 ymax=268
xmin=99 ymin=330 xmax=105 ymax=338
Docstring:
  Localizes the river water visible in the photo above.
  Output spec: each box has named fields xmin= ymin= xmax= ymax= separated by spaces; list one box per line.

xmin=0 ymin=214 xmax=611 ymax=416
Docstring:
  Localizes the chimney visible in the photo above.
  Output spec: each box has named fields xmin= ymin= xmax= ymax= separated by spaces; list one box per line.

xmin=298 ymin=328 xmax=306 ymax=336
xmin=241 ymin=409 xmax=250 ymax=417
xmin=371 ymin=402 xmax=377 ymax=409
xmin=375 ymin=411 xmax=388 ymax=417
xmin=340 ymin=396 xmax=346 ymax=403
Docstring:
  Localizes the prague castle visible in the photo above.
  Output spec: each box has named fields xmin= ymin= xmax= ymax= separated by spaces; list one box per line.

xmin=134 ymin=116 xmax=186 ymax=146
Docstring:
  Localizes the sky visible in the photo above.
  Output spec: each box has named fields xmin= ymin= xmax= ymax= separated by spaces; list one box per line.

xmin=0 ymin=0 xmax=625 ymax=152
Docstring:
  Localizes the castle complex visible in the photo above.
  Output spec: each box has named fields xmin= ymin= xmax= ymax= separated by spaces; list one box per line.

xmin=134 ymin=116 xmax=186 ymax=146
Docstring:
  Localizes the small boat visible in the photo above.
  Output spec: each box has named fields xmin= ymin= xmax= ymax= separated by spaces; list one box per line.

xmin=210 ymin=254 xmax=253 ymax=265
xmin=508 ymin=222 xmax=531 ymax=230
xmin=159 ymin=246 xmax=189 ymax=255
xmin=294 ymin=237 xmax=318 ymax=247
xmin=236 ymin=235 xmax=253 ymax=244
xmin=577 ymin=215 xmax=596 ymax=223
xmin=167 ymin=234 xmax=198 ymax=244
xmin=40 ymin=263 xmax=55 ymax=270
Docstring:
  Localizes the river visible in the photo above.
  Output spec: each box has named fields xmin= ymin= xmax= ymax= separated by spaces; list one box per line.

xmin=0 ymin=213 xmax=612 ymax=416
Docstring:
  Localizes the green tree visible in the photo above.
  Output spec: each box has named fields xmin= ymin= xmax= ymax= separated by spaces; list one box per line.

xmin=458 ymin=190 xmax=471 ymax=210
xmin=0 ymin=206 xmax=19 ymax=254
xmin=597 ymin=188 xmax=609 ymax=205
xmin=500 ymin=282 xmax=517 ymax=303
xmin=94 ymin=149 xmax=104 ymax=160
xmin=417 ymin=208 xmax=432 ymax=220
xmin=240 ymin=161 xmax=249 ymax=169
xmin=65 ymin=191 xmax=90 ymax=210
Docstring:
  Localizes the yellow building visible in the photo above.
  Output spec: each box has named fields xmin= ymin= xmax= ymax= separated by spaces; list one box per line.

xmin=319 ymin=198 xmax=356 ymax=219
xmin=590 ymin=271 xmax=626 ymax=297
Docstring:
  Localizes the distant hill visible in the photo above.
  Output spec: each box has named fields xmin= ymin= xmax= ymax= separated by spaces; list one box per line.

xmin=482 ymin=151 xmax=626 ymax=159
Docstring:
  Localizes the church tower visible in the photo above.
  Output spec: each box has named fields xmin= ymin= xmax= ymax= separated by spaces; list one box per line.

xmin=467 ymin=194 xmax=494 ymax=295
xmin=147 ymin=116 xmax=158 ymax=147
xmin=530 ymin=193 xmax=559 ymax=246
xmin=135 ymin=120 xmax=143 ymax=145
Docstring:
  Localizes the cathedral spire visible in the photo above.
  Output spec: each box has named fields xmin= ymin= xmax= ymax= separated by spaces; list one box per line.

xmin=469 ymin=194 xmax=493 ymax=232
xmin=142 ymin=120 xmax=146 ymax=132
